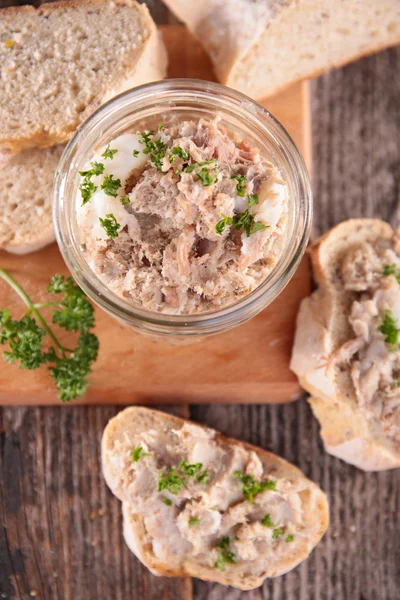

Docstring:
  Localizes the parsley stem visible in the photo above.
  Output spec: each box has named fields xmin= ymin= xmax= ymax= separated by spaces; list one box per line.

xmin=33 ymin=302 xmax=63 ymax=309
xmin=0 ymin=269 xmax=67 ymax=358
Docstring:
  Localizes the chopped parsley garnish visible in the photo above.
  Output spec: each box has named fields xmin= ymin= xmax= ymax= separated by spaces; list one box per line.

xmin=158 ymin=123 xmax=164 ymax=131
xmin=234 ymin=471 xmax=277 ymax=503
xmin=379 ymin=309 xmax=400 ymax=346
xmin=383 ymin=264 xmax=400 ymax=283
xmin=138 ymin=129 xmax=166 ymax=171
xmin=214 ymin=537 xmax=236 ymax=571
xmin=79 ymin=178 xmax=97 ymax=206
xmin=101 ymin=144 xmax=118 ymax=160
xmin=0 ymin=271 xmax=98 ymax=403
xmin=286 ymin=534 xmax=294 ymax=542
xmin=79 ymin=162 xmax=105 ymax=205
xmin=132 ymin=149 xmax=140 ymax=158
xmin=183 ymin=160 xmax=217 ymax=174
xmin=99 ymin=213 xmax=121 ymax=239
xmin=247 ymin=193 xmax=259 ymax=208
xmin=100 ymin=174 xmax=121 ymax=197
xmin=158 ymin=468 xmax=187 ymax=495
xmin=231 ymin=175 xmax=247 ymax=196
xmin=197 ymin=469 xmax=209 ymax=484
xmin=162 ymin=497 xmax=172 ymax=506
xmin=261 ymin=513 xmax=276 ymax=527
xmin=216 ymin=194 xmax=268 ymax=237
xmin=169 ymin=146 xmax=190 ymax=163
xmin=120 ymin=197 xmax=130 ymax=206
xmin=79 ymin=162 xmax=105 ymax=178
xmin=130 ymin=445 xmax=150 ymax=462
xmin=272 ymin=528 xmax=285 ymax=539
xmin=189 ymin=517 xmax=200 ymax=527
xmin=158 ymin=461 xmax=208 ymax=495
xmin=196 ymin=167 xmax=218 ymax=187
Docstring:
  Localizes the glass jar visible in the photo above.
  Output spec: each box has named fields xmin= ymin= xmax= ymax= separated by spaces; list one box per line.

xmin=53 ymin=79 xmax=312 ymax=340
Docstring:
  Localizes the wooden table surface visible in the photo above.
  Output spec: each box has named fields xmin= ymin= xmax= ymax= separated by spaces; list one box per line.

xmin=0 ymin=2 xmax=399 ymax=599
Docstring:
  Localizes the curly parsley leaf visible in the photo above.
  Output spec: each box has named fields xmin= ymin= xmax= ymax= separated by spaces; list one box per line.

xmin=158 ymin=467 xmax=187 ymax=495
xmin=379 ymin=309 xmax=400 ymax=346
xmin=79 ymin=178 xmax=97 ymax=206
xmin=169 ymin=146 xmax=190 ymax=164
xmin=99 ymin=213 xmax=121 ymax=239
xmin=138 ymin=129 xmax=166 ymax=171
xmin=158 ymin=461 xmax=208 ymax=495
xmin=261 ymin=513 xmax=276 ymax=527
xmin=101 ymin=144 xmax=118 ymax=160
xmin=286 ymin=534 xmax=294 ymax=542
xmin=383 ymin=264 xmax=400 ymax=283
xmin=120 ymin=197 xmax=130 ymax=206
xmin=162 ymin=497 xmax=172 ymax=506
xmin=79 ymin=162 xmax=105 ymax=178
xmin=0 ymin=270 xmax=99 ymax=403
xmin=101 ymin=174 xmax=121 ymax=197
xmin=131 ymin=445 xmax=150 ymax=462
xmin=272 ymin=528 xmax=285 ymax=539
xmin=132 ymin=149 xmax=140 ymax=158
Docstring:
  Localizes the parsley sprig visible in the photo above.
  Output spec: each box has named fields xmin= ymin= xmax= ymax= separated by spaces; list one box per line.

xmin=231 ymin=175 xmax=247 ymax=196
xmin=101 ymin=174 xmax=121 ymax=198
xmin=169 ymin=146 xmax=189 ymax=164
xmin=214 ymin=537 xmax=236 ymax=571
xmin=234 ymin=471 xmax=277 ymax=503
xmin=0 ymin=271 xmax=98 ymax=402
xmin=102 ymin=144 xmax=118 ymax=160
xmin=379 ymin=309 xmax=400 ymax=346
xmin=99 ymin=213 xmax=121 ymax=239
xmin=79 ymin=161 xmax=105 ymax=206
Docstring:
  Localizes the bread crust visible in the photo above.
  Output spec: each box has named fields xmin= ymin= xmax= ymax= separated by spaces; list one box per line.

xmin=102 ymin=406 xmax=329 ymax=590
xmin=0 ymin=0 xmax=166 ymax=152
xmin=291 ymin=219 xmax=400 ymax=471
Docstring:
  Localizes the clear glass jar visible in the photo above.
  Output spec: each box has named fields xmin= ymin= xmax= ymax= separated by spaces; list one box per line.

xmin=53 ymin=79 xmax=312 ymax=340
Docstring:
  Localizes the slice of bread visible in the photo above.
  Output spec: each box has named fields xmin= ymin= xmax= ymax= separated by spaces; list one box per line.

xmin=0 ymin=0 xmax=167 ymax=152
xmin=0 ymin=145 xmax=64 ymax=254
xmin=162 ymin=0 xmax=400 ymax=99
xmin=291 ymin=219 xmax=400 ymax=471
xmin=102 ymin=406 xmax=328 ymax=590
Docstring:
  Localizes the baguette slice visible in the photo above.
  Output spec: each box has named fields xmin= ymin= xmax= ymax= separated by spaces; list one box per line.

xmin=0 ymin=0 xmax=167 ymax=152
xmin=291 ymin=219 xmax=400 ymax=471
xmin=0 ymin=145 xmax=65 ymax=254
xmin=102 ymin=406 xmax=328 ymax=590
xmin=162 ymin=0 xmax=400 ymax=99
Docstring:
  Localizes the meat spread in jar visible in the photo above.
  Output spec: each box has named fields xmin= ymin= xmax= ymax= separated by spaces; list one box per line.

xmin=76 ymin=118 xmax=288 ymax=315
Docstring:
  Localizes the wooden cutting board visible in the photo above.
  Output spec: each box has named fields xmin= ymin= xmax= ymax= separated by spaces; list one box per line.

xmin=0 ymin=26 xmax=311 ymax=405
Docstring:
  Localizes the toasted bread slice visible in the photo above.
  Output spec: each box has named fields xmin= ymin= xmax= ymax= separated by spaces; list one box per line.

xmin=0 ymin=0 xmax=167 ymax=152
xmin=162 ymin=0 xmax=400 ymax=99
xmin=0 ymin=145 xmax=65 ymax=254
xmin=291 ymin=219 xmax=400 ymax=470
xmin=102 ymin=406 xmax=328 ymax=590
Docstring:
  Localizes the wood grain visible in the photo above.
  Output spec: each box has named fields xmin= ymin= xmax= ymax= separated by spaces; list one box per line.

xmin=1 ymin=2 xmax=400 ymax=600
xmin=0 ymin=26 xmax=311 ymax=406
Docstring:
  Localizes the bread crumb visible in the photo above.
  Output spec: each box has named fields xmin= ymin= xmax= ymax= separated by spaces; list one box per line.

xmin=29 ymin=592 xmax=38 ymax=597
xmin=98 ymin=508 xmax=105 ymax=516
xmin=89 ymin=511 xmax=97 ymax=520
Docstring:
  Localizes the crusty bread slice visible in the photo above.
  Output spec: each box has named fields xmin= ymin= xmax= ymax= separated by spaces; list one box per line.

xmin=162 ymin=0 xmax=400 ymax=99
xmin=102 ymin=406 xmax=328 ymax=590
xmin=291 ymin=219 xmax=400 ymax=471
xmin=0 ymin=0 xmax=167 ymax=152
xmin=0 ymin=145 xmax=65 ymax=254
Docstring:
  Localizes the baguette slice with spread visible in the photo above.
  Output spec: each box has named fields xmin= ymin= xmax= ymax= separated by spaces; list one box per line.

xmin=0 ymin=145 xmax=65 ymax=254
xmin=0 ymin=0 xmax=167 ymax=153
xmin=102 ymin=406 xmax=328 ymax=590
xmin=291 ymin=219 xmax=400 ymax=471
xmin=162 ymin=0 xmax=400 ymax=99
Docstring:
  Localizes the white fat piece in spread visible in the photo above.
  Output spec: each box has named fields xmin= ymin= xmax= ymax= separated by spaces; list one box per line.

xmin=108 ymin=422 xmax=320 ymax=575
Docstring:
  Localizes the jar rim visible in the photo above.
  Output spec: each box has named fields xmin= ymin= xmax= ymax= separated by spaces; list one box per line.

xmin=53 ymin=79 xmax=312 ymax=336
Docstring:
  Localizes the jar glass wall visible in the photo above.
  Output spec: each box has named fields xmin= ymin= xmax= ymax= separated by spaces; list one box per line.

xmin=53 ymin=79 xmax=312 ymax=340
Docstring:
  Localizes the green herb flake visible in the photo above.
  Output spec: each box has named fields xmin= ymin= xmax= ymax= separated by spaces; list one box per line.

xmin=272 ymin=528 xmax=285 ymax=539
xmin=231 ymin=175 xmax=247 ymax=196
xmin=0 ymin=271 xmax=98 ymax=403
xmin=138 ymin=129 xmax=166 ymax=171
xmin=234 ymin=471 xmax=277 ymax=503
xmin=79 ymin=161 xmax=105 ymax=178
xmin=196 ymin=167 xmax=217 ymax=187
xmin=101 ymin=144 xmax=118 ymax=160
xmin=247 ymin=193 xmax=259 ymax=208
xmin=158 ymin=468 xmax=187 ymax=495
xmin=162 ymin=497 xmax=172 ymax=506
xmin=286 ymin=534 xmax=294 ymax=542
xmin=231 ymin=210 xmax=269 ymax=238
xmin=99 ymin=213 xmax=121 ymax=239
xmin=197 ymin=469 xmax=209 ymax=484
xmin=261 ymin=513 xmax=276 ymax=527
xmin=183 ymin=160 xmax=217 ymax=174
xmin=178 ymin=461 xmax=203 ymax=476
xmin=215 ymin=214 xmax=233 ymax=235
xmin=383 ymin=263 xmax=400 ymax=284
xmin=79 ymin=178 xmax=97 ymax=206
xmin=214 ymin=537 xmax=236 ymax=571
xmin=158 ymin=123 xmax=164 ymax=131
xmin=189 ymin=517 xmax=200 ymax=527
xmin=100 ymin=174 xmax=121 ymax=198
xmin=132 ymin=149 xmax=140 ymax=158
xmin=120 ymin=197 xmax=130 ymax=206
xmin=379 ymin=309 xmax=400 ymax=346
xmin=130 ymin=445 xmax=150 ymax=462
xmin=169 ymin=146 xmax=190 ymax=164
